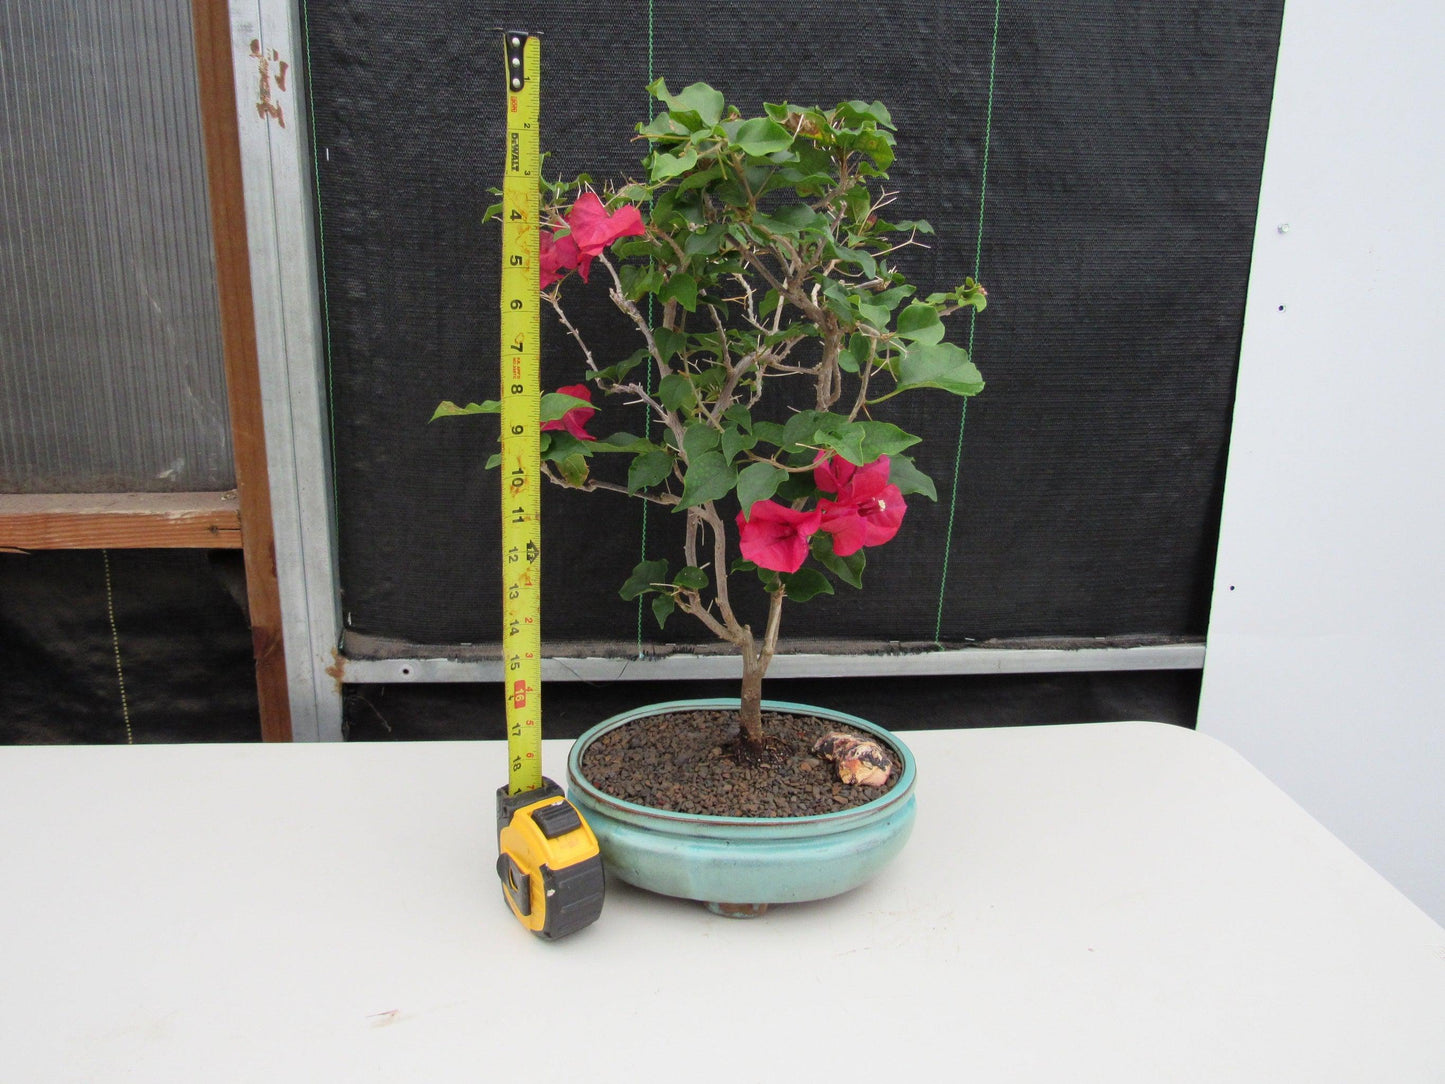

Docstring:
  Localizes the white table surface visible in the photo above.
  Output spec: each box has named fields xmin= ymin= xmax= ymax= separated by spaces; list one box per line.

xmin=1 ymin=722 xmax=1442 ymax=1082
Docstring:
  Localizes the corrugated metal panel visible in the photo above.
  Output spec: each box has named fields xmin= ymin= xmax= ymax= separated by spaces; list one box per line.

xmin=0 ymin=1 xmax=233 ymax=493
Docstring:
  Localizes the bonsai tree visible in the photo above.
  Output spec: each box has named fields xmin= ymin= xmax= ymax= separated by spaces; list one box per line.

xmin=438 ymin=80 xmax=985 ymax=752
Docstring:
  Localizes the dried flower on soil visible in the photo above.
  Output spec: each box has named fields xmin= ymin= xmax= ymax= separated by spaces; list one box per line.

xmin=811 ymin=731 xmax=894 ymax=786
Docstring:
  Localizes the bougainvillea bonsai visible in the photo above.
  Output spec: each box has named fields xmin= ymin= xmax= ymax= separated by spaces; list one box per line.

xmin=437 ymin=80 xmax=985 ymax=753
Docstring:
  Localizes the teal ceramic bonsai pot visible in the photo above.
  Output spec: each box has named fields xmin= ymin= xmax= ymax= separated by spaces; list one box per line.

xmin=565 ymin=698 xmax=917 ymax=916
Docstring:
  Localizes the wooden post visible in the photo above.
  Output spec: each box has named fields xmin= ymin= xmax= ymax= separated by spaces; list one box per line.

xmin=190 ymin=0 xmax=293 ymax=742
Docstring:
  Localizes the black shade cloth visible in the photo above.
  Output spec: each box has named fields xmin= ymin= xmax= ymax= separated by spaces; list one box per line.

xmin=0 ymin=545 xmax=1199 ymax=741
xmin=342 ymin=671 xmax=1203 ymax=742
xmin=305 ymin=1 xmax=1282 ymax=652
xmin=0 ymin=551 xmax=260 ymax=744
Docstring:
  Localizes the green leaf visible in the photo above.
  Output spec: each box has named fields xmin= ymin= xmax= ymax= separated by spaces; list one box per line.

xmin=659 ymin=272 xmax=698 ymax=312
xmin=896 ymin=342 xmax=985 ymax=397
xmin=816 ymin=423 xmax=867 ymax=464
xmin=596 ymin=348 xmax=649 ymax=384
xmin=720 ymin=426 xmax=756 ymax=464
xmin=658 ymin=373 xmax=697 ymax=412
xmin=818 ymin=279 xmax=868 ymax=324
xmin=735 ymin=462 xmax=785 ymax=515
xmin=649 ymin=145 xmax=700 ymax=181
xmin=835 ymin=100 xmax=895 ymax=130
xmin=692 ymin=362 xmax=728 ymax=396
xmin=481 ymin=201 xmax=504 ymax=224
xmin=750 ymin=420 xmax=788 ymax=447
xmin=775 ymin=468 xmax=819 ymax=502
xmin=431 ymin=400 xmax=498 ymax=421
xmin=895 ymin=302 xmax=946 ymax=345
xmin=541 ymin=431 xmax=592 ymax=462
xmin=682 ymin=422 xmax=720 ymax=460
xmin=620 ymin=558 xmax=669 ymax=601
xmin=673 ymin=566 xmax=709 ymax=591
xmin=627 ymin=449 xmax=674 ymax=493
xmin=856 ymin=298 xmax=891 ymax=328
xmin=840 ymin=333 xmax=871 ymax=374
xmin=638 ymin=113 xmax=692 ymax=139
xmin=539 ymin=392 xmax=591 ymax=424
xmin=927 ymin=279 xmax=987 ymax=313
xmin=730 ymin=557 xmax=758 ymax=574
xmin=836 ymin=245 xmax=878 ymax=280
xmin=484 ymin=451 xmax=501 ymax=470
xmin=753 ymin=205 xmax=820 ymax=235
xmin=649 ymin=79 xmax=726 ymax=126
xmin=770 ymin=203 xmax=822 ymax=230
xmin=779 ymin=566 xmax=833 ymax=602
xmin=886 ymin=455 xmax=938 ymax=501
xmin=872 ymin=285 xmax=915 ymax=311
xmin=652 ymin=327 xmax=688 ymax=364
xmin=891 ymin=218 xmax=934 ymax=235
xmin=713 ymin=180 xmax=750 ymax=208
xmin=676 ymin=165 xmax=725 ymax=193
xmin=729 ymin=117 xmax=794 ymax=157
xmin=851 ymin=129 xmax=895 ymax=172
xmin=812 ymin=532 xmax=866 ymax=588
xmin=675 ymin=451 xmax=736 ymax=511
xmin=722 ymin=404 xmax=753 ymax=431
xmin=558 ymin=453 xmax=589 ymax=487
xmin=618 ymin=265 xmax=664 ymax=301
xmin=651 ymin=593 xmax=676 ymax=629
xmin=780 ymin=409 xmax=831 ymax=450
xmin=816 ymin=420 xmax=921 ymax=465
xmin=855 ymin=420 xmax=922 ymax=459
xmin=590 ymin=432 xmax=656 ymax=454
xmin=683 ymin=223 xmax=728 ymax=256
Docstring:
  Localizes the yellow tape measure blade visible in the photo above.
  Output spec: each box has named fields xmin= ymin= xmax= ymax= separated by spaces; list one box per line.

xmin=499 ymin=30 xmax=543 ymax=797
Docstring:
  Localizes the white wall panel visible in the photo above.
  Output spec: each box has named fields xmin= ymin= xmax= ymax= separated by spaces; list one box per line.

xmin=1199 ymin=1 xmax=1445 ymax=922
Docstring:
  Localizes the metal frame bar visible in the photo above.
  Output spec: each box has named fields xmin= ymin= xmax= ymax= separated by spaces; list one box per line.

xmin=340 ymin=642 xmax=1205 ymax=685
xmin=227 ymin=0 xmax=342 ymax=740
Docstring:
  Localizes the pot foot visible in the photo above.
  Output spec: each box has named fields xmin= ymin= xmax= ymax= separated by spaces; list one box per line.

xmin=705 ymin=901 xmax=770 ymax=918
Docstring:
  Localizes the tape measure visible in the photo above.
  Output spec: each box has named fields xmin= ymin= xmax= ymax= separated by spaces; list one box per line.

xmin=492 ymin=30 xmax=603 ymax=940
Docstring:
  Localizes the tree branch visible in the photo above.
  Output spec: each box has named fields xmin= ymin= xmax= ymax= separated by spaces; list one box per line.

xmin=544 ymin=291 xmax=598 ymax=372
xmin=539 ymin=462 xmax=678 ymax=505
xmin=697 ymin=501 xmax=742 ymax=635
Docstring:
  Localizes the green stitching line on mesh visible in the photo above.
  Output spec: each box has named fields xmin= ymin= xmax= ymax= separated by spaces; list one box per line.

xmin=934 ymin=0 xmax=1002 ymax=645
xmin=637 ymin=0 xmax=656 ymax=657
xmin=102 ymin=551 xmax=134 ymax=745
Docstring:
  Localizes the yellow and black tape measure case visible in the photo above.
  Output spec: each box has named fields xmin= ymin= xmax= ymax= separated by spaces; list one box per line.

xmin=496 ymin=778 xmax=604 ymax=940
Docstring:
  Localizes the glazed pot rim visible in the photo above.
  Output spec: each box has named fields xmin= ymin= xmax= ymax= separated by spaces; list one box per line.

xmin=566 ymin=697 xmax=917 ymax=832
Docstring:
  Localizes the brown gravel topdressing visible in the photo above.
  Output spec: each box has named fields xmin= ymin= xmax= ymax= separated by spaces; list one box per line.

xmin=578 ymin=709 xmax=901 ymax=818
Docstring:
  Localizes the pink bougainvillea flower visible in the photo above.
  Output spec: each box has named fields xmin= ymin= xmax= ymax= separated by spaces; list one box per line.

xmin=813 ymin=453 xmax=907 ymax=556
xmin=735 ymin=501 xmax=824 ymax=573
xmin=812 ymin=451 xmax=856 ymax=496
xmin=539 ymin=230 xmax=581 ymax=288
xmin=538 ymin=195 xmax=644 ymax=286
xmin=813 ymin=452 xmax=890 ymax=503
xmin=818 ymin=486 xmax=906 ymax=555
xmin=565 ymin=192 xmax=645 ymax=281
xmin=541 ymin=383 xmax=597 ymax=441
xmin=540 ymin=231 xmax=581 ymax=287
